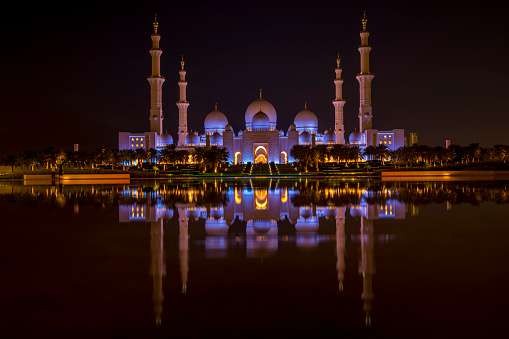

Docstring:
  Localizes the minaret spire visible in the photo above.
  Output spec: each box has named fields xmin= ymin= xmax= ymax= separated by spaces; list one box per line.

xmin=177 ymin=55 xmax=189 ymax=146
xmin=356 ymin=10 xmax=375 ymax=134
xmin=147 ymin=15 xmax=165 ymax=135
xmin=153 ymin=13 xmax=159 ymax=34
xmin=333 ymin=53 xmax=346 ymax=144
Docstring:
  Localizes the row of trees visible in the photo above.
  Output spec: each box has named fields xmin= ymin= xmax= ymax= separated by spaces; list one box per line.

xmin=290 ymin=143 xmax=509 ymax=172
xmin=1 ymin=145 xmax=229 ymax=173
xmin=392 ymin=144 xmax=509 ymax=167
xmin=290 ymin=144 xmax=363 ymax=172
xmin=3 ymin=143 xmax=509 ymax=174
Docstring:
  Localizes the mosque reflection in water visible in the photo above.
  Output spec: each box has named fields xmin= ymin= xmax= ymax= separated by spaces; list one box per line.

xmin=118 ymin=181 xmax=407 ymax=326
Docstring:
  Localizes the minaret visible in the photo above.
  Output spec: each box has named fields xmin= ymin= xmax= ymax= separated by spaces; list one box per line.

xmin=335 ymin=207 xmax=347 ymax=292
xmin=147 ymin=15 xmax=165 ymax=135
xmin=177 ymin=56 xmax=189 ymax=146
xmin=178 ymin=206 xmax=189 ymax=294
xmin=356 ymin=11 xmax=375 ymax=133
xmin=150 ymin=219 xmax=165 ymax=326
xmin=359 ymin=217 xmax=375 ymax=327
xmin=333 ymin=54 xmax=346 ymax=144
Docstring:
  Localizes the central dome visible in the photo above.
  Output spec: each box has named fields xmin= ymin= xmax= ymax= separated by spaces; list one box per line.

xmin=245 ymin=97 xmax=277 ymax=130
xmin=252 ymin=112 xmax=270 ymax=130
xmin=294 ymin=108 xmax=318 ymax=133
xmin=204 ymin=107 xmax=228 ymax=134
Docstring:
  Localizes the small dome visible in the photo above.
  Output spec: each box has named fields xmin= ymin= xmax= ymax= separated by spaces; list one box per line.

xmin=252 ymin=111 xmax=270 ymax=130
xmin=205 ymin=219 xmax=229 ymax=235
xmin=349 ymin=131 xmax=363 ymax=144
xmin=225 ymin=124 xmax=234 ymax=132
xmin=251 ymin=220 xmax=274 ymax=235
xmin=294 ymin=108 xmax=318 ymax=132
xmin=204 ymin=107 xmax=228 ymax=133
xmin=323 ymin=129 xmax=334 ymax=143
xmin=245 ymin=96 xmax=277 ymax=130
xmin=287 ymin=123 xmax=297 ymax=132
xmin=299 ymin=131 xmax=312 ymax=145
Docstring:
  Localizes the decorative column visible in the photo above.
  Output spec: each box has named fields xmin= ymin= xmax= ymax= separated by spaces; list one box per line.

xmin=147 ymin=15 xmax=165 ymax=135
xmin=333 ymin=54 xmax=346 ymax=144
xmin=177 ymin=56 xmax=190 ymax=146
xmin=356 ymin=12 xmax=375 ymax=133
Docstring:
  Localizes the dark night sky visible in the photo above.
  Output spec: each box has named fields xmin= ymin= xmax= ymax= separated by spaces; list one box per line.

xmin=0 ymin=0 xmax=507 ymax=153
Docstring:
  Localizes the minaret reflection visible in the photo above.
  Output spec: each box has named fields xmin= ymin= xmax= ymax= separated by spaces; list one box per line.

xmin=335 ymin=207 xmax=347 ymax=292
xmin=177 ymin=205 xmax=189 ymax=294
xmin=359 ymin=217 xmax=375 ymax=327
xmin=150 ymin=219 xmax=165 ymax=326
xmin=116 ymin=183 xmax=410 ymax=327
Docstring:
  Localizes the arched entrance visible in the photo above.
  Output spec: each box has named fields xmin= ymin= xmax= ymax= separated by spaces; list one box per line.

xmin=234 ymin=152 xmax=242 ymax=165
xmin=280 ymin=151 xmax=288 ymax=164
xmin=254 ymin=145 xmax=268 ymax=164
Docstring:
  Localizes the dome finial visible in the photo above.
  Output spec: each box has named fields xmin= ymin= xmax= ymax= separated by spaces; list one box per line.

xmin=153 ymin=13 xmax=159 ymax=34
xmin=180 ymin=55 xmax=185 ymax=70
xmin=304 ymin=101 xmax=309 ymax=110
xmin=336 ymin=53 xmax=341 ymax=68
xmin=214 ymin=102 xmax=219 ymax=111
xmin=361 ymin=10 xmax=368 ymax=32
xmin=259 ymin=88 xmax=263 ymax=99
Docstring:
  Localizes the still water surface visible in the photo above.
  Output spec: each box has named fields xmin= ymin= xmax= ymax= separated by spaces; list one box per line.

xmin=1 ymin=179 xmax=508 ymax=338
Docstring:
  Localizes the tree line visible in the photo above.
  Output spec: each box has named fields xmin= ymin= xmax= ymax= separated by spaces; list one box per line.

xmin=2 ymin=143 xmax=508 ymax=174
xmin=290 ymin=143 xmax=509 ymax=172
xmin=0 ymin=145 xmax=228 ymax=173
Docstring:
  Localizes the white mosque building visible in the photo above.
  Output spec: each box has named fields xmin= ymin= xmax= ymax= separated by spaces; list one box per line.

xmin=118 ymin=13 xmax=406 ymax=164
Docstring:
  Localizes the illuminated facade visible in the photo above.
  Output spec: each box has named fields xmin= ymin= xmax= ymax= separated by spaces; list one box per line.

xmin=118 ymin=13 xmax=406 ymax=160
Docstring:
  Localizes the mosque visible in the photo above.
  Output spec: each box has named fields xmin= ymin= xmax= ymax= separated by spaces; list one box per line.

xmin=118 ymin=13 xmax=406 ymax=164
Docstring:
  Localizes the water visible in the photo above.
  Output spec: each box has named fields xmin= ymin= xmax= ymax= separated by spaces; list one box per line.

xmin=1 ymin=179 xmax=508 ymax=338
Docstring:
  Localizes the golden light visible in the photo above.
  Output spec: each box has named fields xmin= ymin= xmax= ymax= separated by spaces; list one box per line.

xmin=255 ymin=188 xmax=268 ymax=210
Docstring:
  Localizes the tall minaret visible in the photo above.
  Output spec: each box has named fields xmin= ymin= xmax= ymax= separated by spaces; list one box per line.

xmin=148 ymin=15 xmax=165 ymax=135
xmin=356 ymin=11 xmax=375 ymax=133
xmin=150 ymin=219 xmax=165 ymax=326
xmin=177 ymin=56 xmax=189 ymax=146
xmin=359 ymin=217 xmax=375 ymax=327
xmin=177 ymin=206 xmax=189 ymax=294
xmin=335 ymin=207 xmax=347 ymax=292
xmin=333 ymin=54 xmax=346 ymax=144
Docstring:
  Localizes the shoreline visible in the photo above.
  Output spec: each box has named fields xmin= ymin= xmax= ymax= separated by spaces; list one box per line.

xmin=2 ymin=169 xmax=509 ymax=183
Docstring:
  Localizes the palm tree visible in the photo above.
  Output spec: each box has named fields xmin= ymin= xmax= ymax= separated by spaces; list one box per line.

xmin=310 ymin=146 xmax=324 ymax=172
xmin=347 ymin=146 xmax=361 ymax=166
xmin=290 ymin=145 xmax=312 ymax=172
xmin=134 ymin=148 xmax=146 ymax=168
xmin=362 ymin=146 xmax=376 ymax=162
xmin=193 ymin=147 xmax=228 ymax=173
xmin=176 ymin=150 xmax=190 ymax=164
xmin=375 ymin=144 xmax=390 ymax=164
xmin=494 ymin=145 xmax=509 ymax=163
xmin=146 ymin=148 xmax=158 ymax=164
